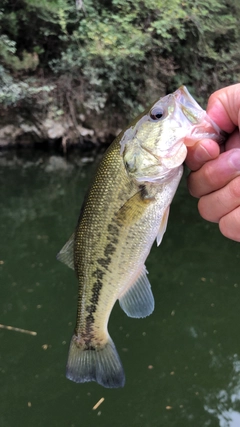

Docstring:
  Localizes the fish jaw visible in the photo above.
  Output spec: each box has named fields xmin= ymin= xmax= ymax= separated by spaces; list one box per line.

xmin=174 ymin=86 xmax=226 ymax=146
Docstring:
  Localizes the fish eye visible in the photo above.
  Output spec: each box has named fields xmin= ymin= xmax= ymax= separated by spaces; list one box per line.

xmin=150 ymin=107 xmax=164 ymax=121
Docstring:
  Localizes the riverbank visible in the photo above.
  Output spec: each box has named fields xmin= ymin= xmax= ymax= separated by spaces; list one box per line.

xmin=1 ymin=1 xmax=238 ymax=152
xmin=0 ymin=102 xmax=121 ymax=151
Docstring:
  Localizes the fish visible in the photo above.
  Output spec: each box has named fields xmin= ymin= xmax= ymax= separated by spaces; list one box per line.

xmin=57 ymin=86 xmax=225 ymax=388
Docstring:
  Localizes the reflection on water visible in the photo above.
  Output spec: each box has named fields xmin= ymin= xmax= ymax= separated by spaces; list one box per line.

xmin=0 ymin=150 xmax=240 ymax=427
xmin=205 ymin=354 xmax=240 ymax=426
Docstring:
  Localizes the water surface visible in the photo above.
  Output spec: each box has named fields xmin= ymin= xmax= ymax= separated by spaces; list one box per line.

xmin=1 ymin=150 xmax=240 ymax=427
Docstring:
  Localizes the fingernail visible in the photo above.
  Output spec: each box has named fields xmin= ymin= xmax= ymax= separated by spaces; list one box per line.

xmin=228 ymin=149 xmax=240 ymax=170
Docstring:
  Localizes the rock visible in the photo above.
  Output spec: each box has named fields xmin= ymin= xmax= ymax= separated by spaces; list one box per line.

xmin=20 ymin=123 xmax=41 ymax=137
xmin=0 ymin=125 xmax=23 ymax=147
xmin=44 ymin=155 xmax=73 ymax=172
xmin=43 ymin=119 xmax=67 ymax=140
xmin=79 ymin=113 xmax=86 ymax=122
xmin=76 ymin=125 xmax=94 ymax=137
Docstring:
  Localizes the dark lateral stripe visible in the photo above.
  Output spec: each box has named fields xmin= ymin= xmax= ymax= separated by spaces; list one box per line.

xmin=107 ymin=224 xmax=119 ymax=235
xmin=104 ymin=243 xmax=116 ymax=257
xmin=97 ymin=257 xmax=111 ymax=269
xmin=92 ymin=268 xmax=105 ymax=280
xmin=84 ymin=228 xmax=118 ymax=333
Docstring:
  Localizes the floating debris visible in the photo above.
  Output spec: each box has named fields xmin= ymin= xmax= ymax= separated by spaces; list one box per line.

xmin=42 ymin=344 xmax=49 ymax=350
xmin=92 ymin=397 xmax=105 ymax=411
xmin=0 ymin=324 xmax=37 ymax=336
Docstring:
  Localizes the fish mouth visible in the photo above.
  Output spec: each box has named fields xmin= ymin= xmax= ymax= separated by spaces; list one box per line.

xmin=173 ymin=86 xmax=206 ymax=126
xmin=174 ymin=86 xmax=200 ymax=112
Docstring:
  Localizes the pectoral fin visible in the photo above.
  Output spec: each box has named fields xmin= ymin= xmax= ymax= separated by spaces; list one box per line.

xmin=118 ymin=266 xmax=154 ymax=318
xmin=156 ymin=206 xmax=170 ymax=246
xmin=116 ymin=188 xmax=155 ymax=226
xmin=57 ymin=233 xmax=75 ymax=270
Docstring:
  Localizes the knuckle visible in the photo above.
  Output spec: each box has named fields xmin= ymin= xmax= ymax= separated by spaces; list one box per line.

xmin=202 ymin=162 xmax=219 ymax=188
xmin=228 ymin=176 xmax=240 ymax=199
xmin=187 ymin=174 xmax=200 ymax=198
xmin=219 ymin=209 xmax=240 ymax=242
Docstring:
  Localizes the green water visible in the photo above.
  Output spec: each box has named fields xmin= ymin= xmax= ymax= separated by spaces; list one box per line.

xmin=1 ymin=150 xmax=240 ymax=427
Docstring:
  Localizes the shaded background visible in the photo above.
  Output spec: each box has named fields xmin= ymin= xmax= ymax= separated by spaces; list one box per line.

xmin=1 ymin=149 xmax=240 ymax=427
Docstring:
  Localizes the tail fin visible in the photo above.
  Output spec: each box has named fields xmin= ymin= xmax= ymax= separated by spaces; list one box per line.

xmin=66 ymin=335 xmax=125 ymax=388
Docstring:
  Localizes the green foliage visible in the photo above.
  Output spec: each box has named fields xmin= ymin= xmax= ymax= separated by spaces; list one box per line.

xmin=0 ymin=0 xmax=239 ymax=127
xmin=0 ymin=66 xmax=54 ymax=106
xmin=166 ymin=0 xmax=240 ymax=102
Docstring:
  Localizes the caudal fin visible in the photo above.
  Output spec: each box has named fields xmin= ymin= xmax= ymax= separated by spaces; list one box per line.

xmin=66 ymin=335 xmax=125 ymax=388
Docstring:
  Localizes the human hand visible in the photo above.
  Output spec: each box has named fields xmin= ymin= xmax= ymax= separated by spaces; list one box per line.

xmin=185 ymin=83 xmax=240 ymax=241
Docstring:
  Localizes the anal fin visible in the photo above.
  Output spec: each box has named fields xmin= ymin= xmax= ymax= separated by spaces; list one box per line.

xmin=119 ymin=266 xmax=154 ymax=318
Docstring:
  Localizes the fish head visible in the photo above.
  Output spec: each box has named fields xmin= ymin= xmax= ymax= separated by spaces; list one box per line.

xmin=121 ymin=86 xmax=224 ymax=184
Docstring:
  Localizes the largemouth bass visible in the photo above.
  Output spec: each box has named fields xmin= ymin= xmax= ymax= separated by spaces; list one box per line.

xmin=57 ymin=86 xmax=224 ymax=388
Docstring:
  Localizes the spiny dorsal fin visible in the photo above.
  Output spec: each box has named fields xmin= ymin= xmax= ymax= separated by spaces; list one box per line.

xmin=57 ymin=232 xmax=75 ymax=270
xmin=118 ymin=266 xmax=154 ymax=318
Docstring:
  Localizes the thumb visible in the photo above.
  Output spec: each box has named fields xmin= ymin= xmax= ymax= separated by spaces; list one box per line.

xmin=207 ymin=83 xmax=240 ymax=133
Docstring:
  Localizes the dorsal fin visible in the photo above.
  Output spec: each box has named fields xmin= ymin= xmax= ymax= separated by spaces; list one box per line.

xmin=57 ymin=233 xmax=75 ymax=270
xmin=118 ymin=266 xmax=154 ymax=318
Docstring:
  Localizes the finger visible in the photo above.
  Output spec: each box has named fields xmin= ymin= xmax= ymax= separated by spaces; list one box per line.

xmin=187 ymin=149 xmax=240 ymax=198
xmin=185 ymin=139 xmax=220 ymax=171
xmin=219 ymin=206 xmax=240 ymax=242
xmin=198 ymin=175 xmax=240 ymax=222
xmin=207 ymin=84 xmax=240 ymax=132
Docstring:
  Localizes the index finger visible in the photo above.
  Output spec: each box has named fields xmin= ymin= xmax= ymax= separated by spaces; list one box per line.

xmin=187 ymin=148 xmax=240 ymax=198
xmin=185 ymin=138 xmax=220 ymax=171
